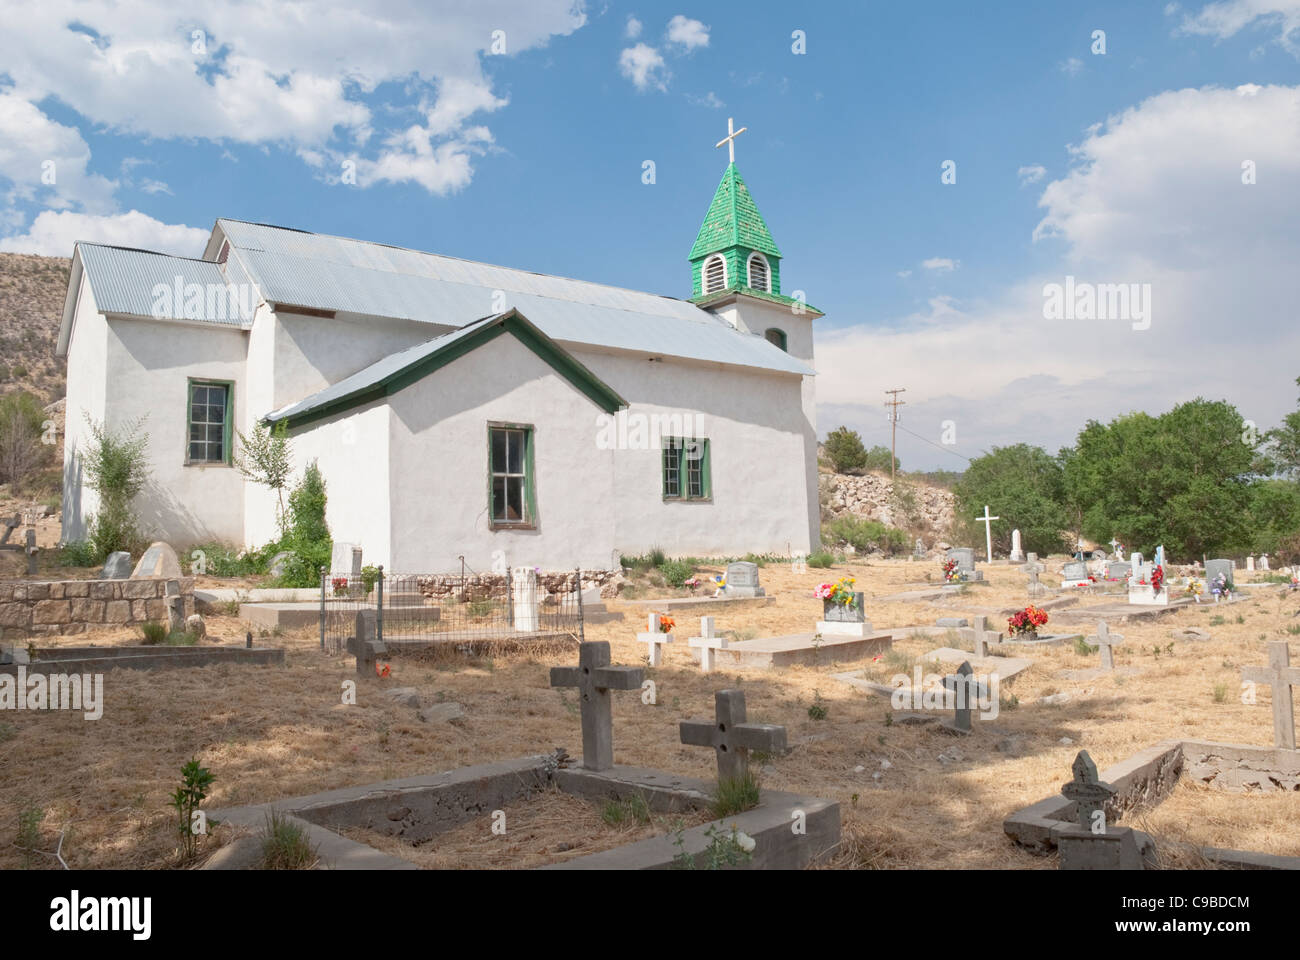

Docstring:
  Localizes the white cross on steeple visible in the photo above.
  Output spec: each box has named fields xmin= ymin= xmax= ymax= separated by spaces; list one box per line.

xmin=715 ymin=117 xmax=747 ymax=164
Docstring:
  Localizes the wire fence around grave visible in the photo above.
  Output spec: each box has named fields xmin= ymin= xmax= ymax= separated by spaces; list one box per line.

xmin=319 ymin=566 xmax=585 ymax=659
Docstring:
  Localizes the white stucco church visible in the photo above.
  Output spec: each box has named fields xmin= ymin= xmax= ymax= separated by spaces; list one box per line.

xmin=57 ymin=144 xmax=823 ymax=572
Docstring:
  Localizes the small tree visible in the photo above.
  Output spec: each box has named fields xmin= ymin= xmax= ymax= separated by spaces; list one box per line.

xmin=277 ymin=460 xmax=332 ymax=587
xmin=81 ymin=414 xmax=151 ymax=561
xmin=824 ymin=426 xmax=868 ymax=474
xmin=863 ymin=444 xmax=900 ymax=474
xmin=0 ymin=391 xmax=47 ymax=491
xmin=234 ymin=421 xmax=293 ymax=528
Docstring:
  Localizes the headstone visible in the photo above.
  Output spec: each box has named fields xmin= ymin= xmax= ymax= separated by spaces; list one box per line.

xmin=1057 ymin=751 xmax=1145 ymax=870
xmin=1127 ymin=559 xmax=1169 ymax=606
xmin=1104 ymin=561 xmax=1131 ymax=582
xmin=817 ymin=591 xmax=871 ymax=637
xmin=1026 ymin=552 xmax=1038 ymax=564
xmin=1241 ymin=641 xmax=1299 ymax=750
xmin=1086 ymin=621 xmax=1123 ymax=670
xmin=131 ymin=541 xmax=182 ymax=579
xmin=1260 ymin=554 xmax=1270 ymax=571
xmin=511 ymin=566 xmax=540 ymax=632
xmin=100 ymin=551 xmax=132 ymax=579
xmin=1061 ymin=561 xmax=1090 ymax=587
xmin=724 ymin=561 xmax=765 ymax=598
xmin=165 ymin=579 xmax=185 ymax=633
xmin=680 ymin=689 xmax=786 ymax=782
xmin=913 ymin=537 xmax=925 ymax=559
xmin=687 ymin=616 xmax=728 ymax=673
xmin=353 ymin=610 xmax=385 ymax=675
xmin=940 ymin=661 xmax=985 ymax=734
xmin=331 ymin=541 xmax=361 ymax=576
xmin=1154 ymin=545 xmax=1166 ymax=568
xmin=959 ymin=616 xmax=998 ymax=658
xmin=945 ymin=547 xmax=982 ymax=581
xmin=1026 ymin=565 xmax=1047 ymax=599
xmin=1009 ymin=529 xmax=1024 ymax=563
xmin=637 ymin=612 xmax=674 ymax=667
xmin=1246 ymin=555 xmax=1256 ymax=572
xmin=1205 ymin=559 xmax=1235 ymax=599
xmin=550 ymin=642 xmax=643 ymax=771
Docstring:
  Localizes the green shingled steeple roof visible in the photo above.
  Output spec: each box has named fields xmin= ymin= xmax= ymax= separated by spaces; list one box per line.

xmin=688 ymin=163 xmax=781 ymax=261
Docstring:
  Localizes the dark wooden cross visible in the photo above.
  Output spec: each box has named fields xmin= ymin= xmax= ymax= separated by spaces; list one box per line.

xmin=680 ymin=689 xmax=786 ymax=782
xmin=1242 ymin=640 xmax=1300 ymax=750
xmin=1061 ymin=750 xmax=1115 ymax=831
xmin=550 ymin=641 xmax=644 ymax=771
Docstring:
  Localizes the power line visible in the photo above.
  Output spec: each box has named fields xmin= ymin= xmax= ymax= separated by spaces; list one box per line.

xmin=894 ymin=422 xmax=976 ymax=464
xmin=883 ymin=388 xmax=906 ymax=485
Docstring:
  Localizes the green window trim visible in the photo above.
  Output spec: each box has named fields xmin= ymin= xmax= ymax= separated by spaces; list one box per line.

xmin=186 ymin=378 xmax=234 ymax=466
xmin=764 ymin=327 xmax=788 ymax=352
xmin=662 ymin=437 xmax=711 ymax=502
xmin=488 ymin=423 xmax=537 ymax=528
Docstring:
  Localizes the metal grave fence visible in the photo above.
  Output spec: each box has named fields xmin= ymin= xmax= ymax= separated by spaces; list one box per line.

xmin=319 ymin=567 xmax=585 ymax=657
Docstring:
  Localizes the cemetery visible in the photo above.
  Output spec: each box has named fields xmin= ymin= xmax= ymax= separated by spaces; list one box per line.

xmin=4 ymin=536 xmax=1299 ymax=871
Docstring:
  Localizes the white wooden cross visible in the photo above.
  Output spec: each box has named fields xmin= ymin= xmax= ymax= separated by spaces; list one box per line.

xmin=1241 ymin=640 xmax=1300 ymax=750
xmin=687 ymin=616 xmax=729 ymax=673
xmin=976 ymin=505 xmax=999 ymax=562
xmin=715 ymin=117 xmax=747 ymax=163
xmin=1086 ymin=621 xmax=1124 ymax=671
xmin=638 ymin=612 xmax=674 ymax=667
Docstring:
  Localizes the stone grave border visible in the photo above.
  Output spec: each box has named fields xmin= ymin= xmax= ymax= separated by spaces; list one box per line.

xmin=206 ymin=755 xmax=839 ymax=871
xmin=1 ymin=643 xmax=283 ymax=676
xmin=1004 ymin=738 xmax=1300 ymax=870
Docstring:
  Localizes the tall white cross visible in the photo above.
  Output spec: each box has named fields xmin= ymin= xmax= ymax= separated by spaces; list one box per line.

xmin=976 ymin=505 xmax=1000 ymax=562
xmin=715 ymin=117 xmax=747 ymax=163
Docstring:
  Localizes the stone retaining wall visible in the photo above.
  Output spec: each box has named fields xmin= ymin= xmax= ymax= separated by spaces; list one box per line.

xmin=0 ymin=578 xmax=196 ymax=639
xmin=413 ymin=569 xmax=619 ymax=600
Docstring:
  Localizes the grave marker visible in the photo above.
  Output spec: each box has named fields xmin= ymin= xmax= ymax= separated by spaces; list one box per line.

xmin=511 ymin=566 xmax=540 ymax=632
xmin=1086 ymin=621 xmax=1123 ymax=670
xmin=679 ymin=689 xmax=786 ymax=782
xmin=1009 ymin=529 xmax=1024 ymax=563
xmin=940 ymin=661 xmax=986 ymax=734
xmin=550 ymin=642 xmax=644 ymax=771
xmin=1241 ymin=641 xmax=1299 ymax=750
xmin=1061 ymin=560 xmax=1091 ymax=587
xmin=131 ymin=541 xmax=181 ymax=579
xmin=687 ymin=616 xmax=728 ymax=673
xmin=724 ymin=561 xmax=765 ymax=598
xmin=637 ymin=612 xmax=674 ymax=667
xmin=1055 ymin=751 xmax=1145 ymax=869
xmin=1062 ymin=750 xmax=1113 ymax=829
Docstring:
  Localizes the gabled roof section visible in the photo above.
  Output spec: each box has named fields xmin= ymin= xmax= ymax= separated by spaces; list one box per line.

xmin=264 ymin=308 xmax=628 ymax=429
xmin=688 ymin=163 xmax=782 ymax=261
xmin=214 ymin=218 xmax=811 ymax=377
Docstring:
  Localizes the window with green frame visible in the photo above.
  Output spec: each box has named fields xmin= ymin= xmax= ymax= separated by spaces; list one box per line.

xmin=662 ymin=437 xmax=711 ymax=500
xmin=187 ymin=380 xmax=232 ymax=464
xmin=489 ymin=425 xmax=535 ymax=525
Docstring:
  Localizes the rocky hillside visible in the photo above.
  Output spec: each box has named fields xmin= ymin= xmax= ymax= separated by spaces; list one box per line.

xmin=0 ymin=252 xmax=71 ymax=405
xmin=819 ymin=470 xmax=956 ymax=544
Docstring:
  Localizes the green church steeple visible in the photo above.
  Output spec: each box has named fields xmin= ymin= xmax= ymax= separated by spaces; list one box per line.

xmin=688 ymin=162 xmax=784 ymax=301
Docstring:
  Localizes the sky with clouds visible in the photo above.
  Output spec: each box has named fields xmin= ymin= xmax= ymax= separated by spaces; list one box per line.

xmin=0 ymin=0 xmax=1297 ymax=469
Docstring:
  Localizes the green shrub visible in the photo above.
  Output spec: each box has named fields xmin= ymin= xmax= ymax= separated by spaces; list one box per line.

xmin=807 ymin=550 xmax=835 ymax=568
xmin=711 ymin=771 xmax=761 ymax=818
xmin=658 ymin=559 xmax=694 ymax=588
xmin=824 ymin=426 xmax=868 ymax=473
xmin=82 ymin=414 xmax=151 ymax=560
xmin=58 ymin=540 xmax=100 ymax=568
xmin=601 ymin=794 xmax=651 ymax=826
xmin=273 ymin=461 xmax=332 ymax=588
xmin=190 ymin=541 xmax=272 ymax=578
xmin=260 ymin=809 xmax=318 ymax=869
xmin=139 ymin=621 xmax=169 ymax=645
xmin=823 ymin=516 xmax=911 ymax=556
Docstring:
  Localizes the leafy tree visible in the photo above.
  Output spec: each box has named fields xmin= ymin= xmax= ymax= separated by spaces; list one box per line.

xmin=952 ymin=444 xmax=1067 ymax=555
xmin=0 ymin=390 xmax=48 ymax=490
xmin=1247 ymin=479 xmax=1300 ymax=554
xmin=823 ymin=426 xmax=868 ymax=473
xmin=862 ymin=444 xmax=900 ymax=474
xmin=235 ymin=421 xmax=293 ymax=527
xmin=81 ymin=414 xmax=151 ymax=561
xmin=276 ymin=460 xmax=332 ymax=587
xmin=1263 ymin=375 xmax=1300 ymax=478
xmin=1063 ymin=399 xmax=1256 ymax=559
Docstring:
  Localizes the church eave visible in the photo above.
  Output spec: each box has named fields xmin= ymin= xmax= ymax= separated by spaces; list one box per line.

xmin=692 ymin=286 xmax=823 ymax=316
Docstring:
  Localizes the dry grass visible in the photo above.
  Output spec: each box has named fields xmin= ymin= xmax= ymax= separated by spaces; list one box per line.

xmin=337 ymin=785 xmax=712 ymax=869
xmin=2 ymin=557 xmax=1298 ymax=869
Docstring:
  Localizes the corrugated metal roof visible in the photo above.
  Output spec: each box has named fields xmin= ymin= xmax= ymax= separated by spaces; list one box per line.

xmin=77 ymin=243 xmax=252 ymax=325
xmin=218 ymin=219 xmax=812 ymax=376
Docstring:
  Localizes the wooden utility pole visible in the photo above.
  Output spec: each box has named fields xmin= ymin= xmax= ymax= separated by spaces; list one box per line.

xmin=884 ymin=388 xmax=906 ymax=485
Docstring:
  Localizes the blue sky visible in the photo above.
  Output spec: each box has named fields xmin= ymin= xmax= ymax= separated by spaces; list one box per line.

xmin=2 ymin=0 xmax=1298 ymax=468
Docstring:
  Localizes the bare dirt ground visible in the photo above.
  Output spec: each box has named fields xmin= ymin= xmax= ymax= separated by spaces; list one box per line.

xmin=2 ymin=556 xmax=1297 ymax=870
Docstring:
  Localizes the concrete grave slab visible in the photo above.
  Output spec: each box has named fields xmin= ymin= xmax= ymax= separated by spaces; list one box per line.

xmin=717 ymin=631 xmax=892 ymax=670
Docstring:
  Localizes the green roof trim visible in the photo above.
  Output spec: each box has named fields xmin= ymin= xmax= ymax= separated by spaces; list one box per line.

xmin=691 ymin=286 xmax=823 ymax=315
xmin=688 ymin=163 xmax=782 ymax=261
xmin=268 ymin=309 xmax=627 ymax=430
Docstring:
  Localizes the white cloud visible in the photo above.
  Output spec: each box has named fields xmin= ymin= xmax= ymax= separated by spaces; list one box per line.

xmin=0 ymin=0 xmax=587 ymax=202
xmin=1179 ymin=0 xmax=1300 ymax=55
xmin=626 ymin=16 xmax=643 ymax=39
xmin=818 ymin=83 xmax=1300 ymax=469
xmin=687 ymin=91 xmax=725 ymax=108
xmin=1018 ymin=164 xmax=1047 ymax=186
xmin=666 ymin=15 xmax=710 ymax=51
xmin=0 ymin=209 xmax=207 ymax=257
xmin=1060 ymin=57 xmax=1084 ymax=75
xmin=0 ymin=93 xmax=116 ymax=213
xmin=619 ymin=43 xmax=669 ymax=92
xmin=921 ymin=257 xmax=958 ymax=272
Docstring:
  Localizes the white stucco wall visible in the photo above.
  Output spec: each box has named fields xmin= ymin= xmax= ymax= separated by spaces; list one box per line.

xmin=61 ymin=270 xmax=108 ymax=543
xmin=565 ymin=345 xmax=816 ymax=558
xmin=385 ymin=334 xmax=617 ymax=572
xmin=103 ymin=316 xmax=249 ymax=546
xmin=285 ymin=400 xmax=392 ymax=569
